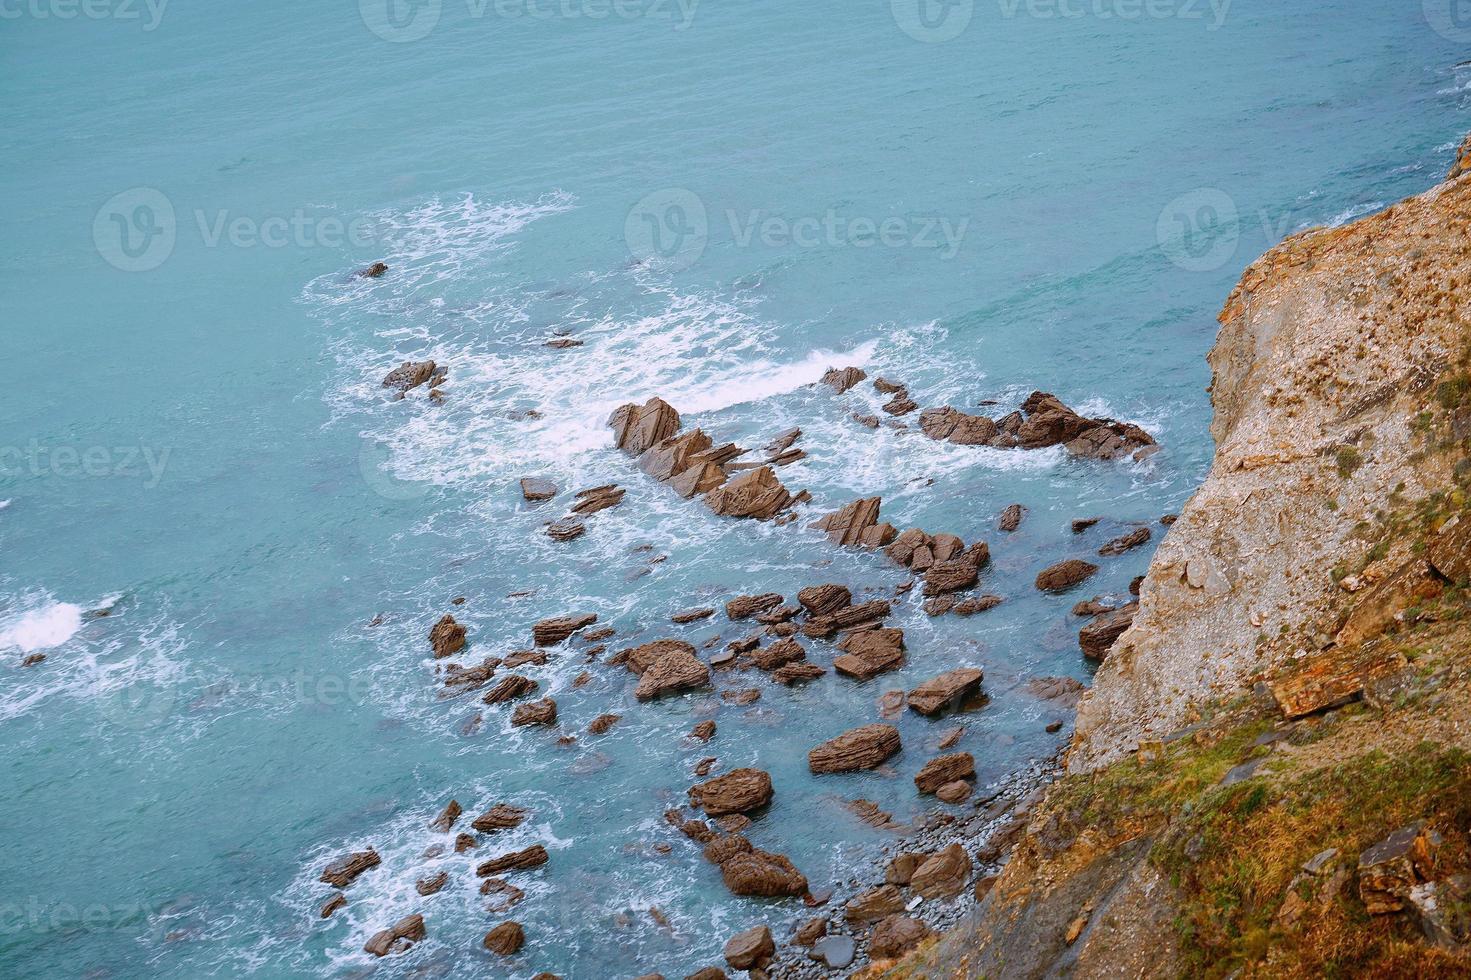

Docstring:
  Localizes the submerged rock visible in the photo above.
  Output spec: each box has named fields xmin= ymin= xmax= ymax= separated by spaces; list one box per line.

xmin=357 ymin=261 xmax=388 ymax=278
xmin=998 ymin=503 xmax=1026 ymax=532
xmin=1099 ymin=526 xmax=1151 ymax=556
xmin=382 ymin=360 xmax=442 ymax=393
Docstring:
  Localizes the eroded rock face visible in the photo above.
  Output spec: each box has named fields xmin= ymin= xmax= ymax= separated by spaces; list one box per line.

xmin=532 ymin=614 xmax=597 ymax=646
xmin=813 ymin=497 xmax=882 ymax=546
xmin=634 ymin=646 xmax=711 ymax=700
xmin=907 ymin=668 xmax=984 ymax=715
xmin=704 ymin=466 xmax=793 ymax=520
xmin=727 ymin=593 xmax=784 ymax=619
xmin=809 ymin=724 xmax=902 ymax=773
xmin=510 ymin=697 xmax=557 ymax=727
xmin=320 ymin=849 xmax=380 ymax=888
xmin=920 ymin=406 xmax=999 ymax=445
xmin=430 ymin=615 xmax=466 ymax=659
xmin=690 ymin=768 xmax=773 ymax=816
xmin=822 ymin=366 xmax=868 ymax=393
xmin=610 ymin=398 xmax=681 ymax=455
xmin=1079 ymin=603 xmax=1138 ymax=660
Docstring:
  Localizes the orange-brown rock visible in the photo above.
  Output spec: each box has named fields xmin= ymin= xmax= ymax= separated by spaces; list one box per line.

xmin=430 ymin=799 xmax=462 ymax=832
xmin=476 ymin=844 xmax=549 ymax=877
xmin=726 ymin=593 xmax=784 ymax=619
xmin=532 ymin=613 xmax=597 ymax=646
xmin=910 ymin=843 xmax=972 ymax=898
xmin=833 ymin=628 xmax=905 ymax=680
xmin=634 ymin=645 xmax=711 ymax=700
xmin=471 ymin=803 xmax=528 ymax=833
xmin=319 ymin=849 xmax=380 ymax=888
xmin=822 ymin=366 xmax=867 ymax=393
xmin=704 ymin=466 xmax=792 ymax=520
xmin=1035 ymin=559 xmax=1099 ymax=592
xmin=483 ymin=920 xmax=525 ymax=955
xmin=719 ymin=848 xmax=809 ymax=897
xmin=869 ymin=914 xmax=932 ymax=959
xmin=1079 ymin=603 xmax=1138 ymax=661
xmin=363 ymin=913 xmax=425 ymax=957
xmin=690 ymin=768 xmax=773 ymax=816
xmin=483 ymin=675 xmax=538 ymax=705
xmin=510 ymin=697 xmax=557 ymax=727
xmin=812 ymin=497 xmax=882 ymax=546
xmin=907 ymin=668 xmax=984 ymax=715
xmin=429 ymin=615 xmax=466 ymax=658
xmin=915 ymin=752 xmax=975 ymax=794
xmin=809 ymin=723 xmax=902 ymax=773
xmin=609 ymin=397 xmax=681 ymax=455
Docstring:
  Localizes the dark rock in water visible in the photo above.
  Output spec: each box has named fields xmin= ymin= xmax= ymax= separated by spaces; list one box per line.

xmin=809 ymin=723 xmax=901 ymax=773
xmin=570 ymin=484 xmax=625 ymax=515
xmin=502 ymin=649 xmax=547 ymax=669
xmin=873 ymin=377 xmax=905 ymax=395
xmin=455 ymin=832 xmax=477 ymax=852
xmin=363 ymin=914 xmax=424 ymax=957
xmin=482 ymin=921 xmax=525 ymax=955
xmin=546 ymin=517 xmax=585 ymax=541
xmin=695 ymin=757 xmax=717 ymax=777
xmin=802 ymin=599 xmax=891 ymax=638
xmin=382 ymin=360 xmax=442 ymax=393
xmin=821 ymin=366 xmax=867 ymax=393
xmin=545 ymin=337 xmax=583 ymax=349
xmin=1079 ymin=602 xmax=1138 ymax=660
xmin=869 ymin=914 xmax=932 ymax=959
xmin=476 ymin=844 xmax=549 ymax=876
xmin=721 ymin=687 xmax=760 ymax=705
xmin=609 ymin=398 xmax=681 ymax=455
xmin=852 ymin=412 xmax=880 ymax=429
xmin=750 ymin=637 xmax=805 ymax=671
xmin=641 ymin=429 xmax=713 ymax=482
xmin=690 ymin=767 xmax=773 ymax=816
xmin=1035 ymin=559 xmax=1099 ymax=592
xmin=726 ymin=593 xmax=783 ymax=619
xmin=882 ymin=391 xmax=917 ymax=416
xmin=915 ymin=752 xmax=975 ymax=794
xmin=510 ymin=697 xmax=557 ymax=727
xmin=764 ymin=428 xmax=802 ymax=455
xmin=907 ymin=668 xmax=984 ymax=716
xmin=1027 ymin=675 xmax=1087 ymax=706
xmin=588 ymin=713 xmax=620 ymax=735
xmin=672 ymin=606 xmax=715 ymax=624
xmin=795 ymin=917 xmax=827 ymax=946
xmin=719 ymin=848 xmax=808 ymax=897
xmin=998 ymin=503 xmax=1026 ymax=532
xmin=21 ymin=653 xmax=46 ymax=667
xmin=774 ymin=662 xmax=826 ymax=684
xmin=811 ymin=497 xmax=882 ymax=546
xmin=920 ymin=406 xmax=999 ymax=445
xmin=357 ymin=261 xmax=388 ymax=278
xmin=443 ymin=658 xmax=499 ymax=691
xmin=533 ymin=614 xmax=597 ymax=646
xmin=481 ymin=877 xmax=526 ymax=911
xmin=416 ymin=871 xmax=449 ymax=896
xmin=319 ymin=893 xmax=346 ymax=918
xmin=685 ymin=968 xmax=728 ymax=980
xmin=634 ymin=646 xmax=711 ymax=700
xmin=689 ymin=720 xmax=717 ymax=741
xmin=1099 ymin=526 xmax=1151 ymax=556
xmin=320 ymin=849 xmax=380 ymax=888
xmin=1014 ymin=391 xmax=1157 ymax=460
xmin=1071 ymin=517 xmax=1101 ymax=534
xmin=1130 ymin=575 xmax=1145 ymax=595
xmin=430 ymin=800 xmax=462 ymax=832
xmin=952 ymin=594 xmax=1003 ymax=616
xmin=622 ymin=638 xmax=698 ymax=674
xmin=472 ymin=803 xmax=529 ymax=833
xmin=833 ymin=628 xmax=905 ymax=680
xmin=724 ymin=923 xmax=775 ymax=970
xmin=430 ymin=615 xmax=467 ymax=659
xmin=483 ymin=675 xmax=538 ymax=704
xmin=755 ymin=603 xmax=800 ymax=625
xmin=704 ymin=466 xmax=792 ymax=520
xmin=798 ymin=583 xmax=851 ymax=617
xmin=1071 ymin=598 xmax=1115 ymax=617
xmin=520 ymin=477 xmax=557 ymax=502
xmin=923 ymin=558 xmax=979 ymax=596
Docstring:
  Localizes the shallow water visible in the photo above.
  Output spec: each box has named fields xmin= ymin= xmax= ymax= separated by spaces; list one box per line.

xmin=3 ymin=2 xmax=1469 ymax=976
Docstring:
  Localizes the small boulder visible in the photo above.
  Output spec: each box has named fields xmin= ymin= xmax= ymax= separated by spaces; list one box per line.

xmin=483 ymin=921 xmax=525 ymax=955
xmin=382 ymin=360 xmax=440 ymax=392
xmin=532 ymin=613 xmax=597 ymax=646
xmin=910 ymin=843 xmax=972 ymax=899
xmin=726 ymin=593 xmax=784 ymax=619
xmin=690 ymin=768 xmax=773 ymax=816
xmin=510 ymin=697 xmax=557 ymax=727
xmin=635 ymin=646 xmax=711 ymax=700
xmin=915 ymin=752 xmax=975 ymax=794
xmin=471 ymin=804 xmax=528 ymax=833
xmin=429 ymin=615 xmax=467 ymax=659
xmin=808 ymin=935 xmax=856 ymax=969
xmin=997 ymin=503 xmax=1026 ymax=532
xmin=476 ymin=844 xmax=549 ymax=876
xmin=869 ymin=914 xmax=932 ymax=959
xmin=822 ymin=366 xmax=867 ymax=393
xmin=520 ymin=477 xmax=557 ymax=502
xmin=1035 ymin=559 xmax=1099 ymax=592
xmin=723 ymin=924 xmax=775 ymax=970
xmin=1099 ymin=526 xmax=1151 ymax=557
xmin=907 ymin=669 xmax=984 ymax=715
xmin=363 ymin=914 xmax=424 ymax=957
xmin=844 ymin=884 xmax=906 ymax=923
xmin=319 ymin=849 xmax=380 ymax=888
xmin=719 ymin=848 xmax=809 ymax=897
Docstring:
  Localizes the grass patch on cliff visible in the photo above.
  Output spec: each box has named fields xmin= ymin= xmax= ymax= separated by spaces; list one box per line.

xmin=1153 ymin=742 xmax=1471 ymax=979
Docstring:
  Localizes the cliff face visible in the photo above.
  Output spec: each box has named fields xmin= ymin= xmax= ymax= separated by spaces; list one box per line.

xmin=1071 ymin=157 xmax=1471 ymax=770
xmin=867 ymin=139 xmax=1471 ymax=979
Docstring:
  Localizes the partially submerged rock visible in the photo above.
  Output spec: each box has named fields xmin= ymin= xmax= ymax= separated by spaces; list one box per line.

xmin=1036 ymin=559 xmax=1099 ymax=592
xmin=476 ymin=844 xmax=549 ymax=877
xmin=726 ymin=593 xmax=784 ymax=619
xmin=907 ymin=668 xmax=984 ymax=716
xmin=998 ymin=503 xmax=1026 ymax=532
xmin=914 ymin=752 xmax=975 ymax=794
xmin=704 ymin=466 xmax=793 ymax=520
xmin=483 ymin=675 xmax=538 ymax=705
xmin=533 ymin=614 xmax=597 ymax=646
xmin=822 ymin=366 xmax=867 ymax=393
xmin=320 ymin=849 xmax=380 ymax=888
xmin=797 ymin=583 xmax=851 ymax=617
xmin=634 ymin=645 xmax=711 ymax=700
xmin=483 ymin=921 xmax=525 ymax=955
xmin=510 ymin=697 xmax=557 ymax=727
xmin=382 ymin=360 xmax=443 ymax=393
xmin=832 ymin=628 xmax=905 ymax=680
xmin=363 ymin=914 xmax=424 ymax=957
xmin=690 ymin=768 xmax=773 ymax=816
xmin=471 ymin=804 xmax=528 ymax=833
xmin=520 ymin=477 xmax=557 ymax=502
xmin=809 ymin=723 xmax=902 ymax=773
xmin=429 ymin=614 xmax=466 ymax=659
xmin=1099 ymin=526 xmax=1151 ymax=557
xmin=1079 ymin=603 xmax=1138 ymax=660
xmin=610 ymin=398 xmax=681 ymax=455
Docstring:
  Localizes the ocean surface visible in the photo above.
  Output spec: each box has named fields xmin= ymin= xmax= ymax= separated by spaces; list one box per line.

xmin=3 ymin=1 xmax=1468 ymax=976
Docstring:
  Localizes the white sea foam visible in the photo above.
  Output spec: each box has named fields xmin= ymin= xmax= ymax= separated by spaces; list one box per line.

xmin=0 ymin=600 xmax=84 ymax=652
xmin=0 ymin=499 xmax=11 ymax=510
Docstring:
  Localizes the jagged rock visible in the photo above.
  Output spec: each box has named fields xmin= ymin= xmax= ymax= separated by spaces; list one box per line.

xmin=720 ymin=848 xmax=809 ymax=896
xmin=853 ymin=412 xmax=880 ymax=428
xmin=721 ymin=687 xmax=760 ymax=705
xmin=357 ymin=261 xmax=388 ymax=278
xmin=1099 ymin=526 xmax=1152 ymax=556
xmin=690 ymin=720 xmax=717 ymax=741
xmin=998 ymin=503 xmax=1026 ymax=532
xmin=319 ymin=894 xmax=346 ymax=918
xmin=795 ymin=917 xmax=827 ymax=946
xmin=511 ymin=697 xmax=557 ymax=727
xmin=798 ymin=584 xmax=851 ymax=616
xmin=609 ymin=398 xmax=681 ymax=455
xmin=723 ymin=924 xmax=775 ymax=970
xmin=750 ymin=638 xmax=806 ymax=671
xmin=533 ymin=614 xmax=597 ymax=646
xmin=416 ymin=871 xmax=449 ymax=896
xmin=1071 ymin=517 xmax=1101 ymax=533
xmin=773 ymin=662 xmax=826 ymax=684
xmin=642 ymin=430 xmax=713 ymax=482
xmin=907 ymin=668 xmax=984 ymax=715
xmin=845 ymin=884 xmax=906 ymax=923
xmin=886 ymin=853 xmax=925 ymax=886
xmin=812 ymin=497 xmax=882 ymax=546
xmin=481 ymin=877 xmax=526 ymax=911
xmin=502 ymin=649 xmax=547 ymax=669
xmin=429 ymin=615 xmax=466 ymax=659
xmin=483 ymin=675 xmax=538 ymax=704
xmin=952 ymin=595 xmax=1003 ymax=616
xmin=570 ymin=484 xmax=625 ymax=515
xmin=443 ymin=657 xmax=498 ymax=691
xmin=1268 ymin=645 xmax=1407 ymax=719
xmin=703 ymin=833 xmax=753 ymax=865
xmin=483 ymin=921 xmax=525 ymax=955
xmin=430 ymin=800 xmax=462 ymax=832
xmin=455 ymin=833 xmax=477 ymax=852
xmin=694 ymin=757 xmax=717 ymax=777
xmin=873 ymin=377 xmax=905 ymax=394
xmin=809 ymin=723 xmax=902 ymax=773
xmin=472 ymin=804 xmax=528 ymax=833
xmin=802 ymin=599 xmax=891 ymax=638
xmin=765 ymin=428 xmax=802 ymax=454
xmin=919 ymin=406 xmax=999 ymax=445
xmin=382 ymin=360 xmax=440 ymax=392
xmin=910 ymin=843 xmax=972 ymax=898
xmin=1451 ymin=132 xmax=1471 ymax=179
xmin=936 ymin=779 xmax=973 ymax=804
xmin=755 ymin=604 xmax=800 ymax=625
xmin=883 ymin=391 xmax=917 ymax=415
xmin=670 ymin=461 xmax=728 ymax=498
xmin=1035 ymin=559 xmax=1099 ymax=592
xmin=635 ymin=646 xmax=711 ymax=700
xmin=833 ymin=628 xmax=905 ymax=680
xmin=1079 ymin=603 xmax=1138 ymax=660
xmin=545 ymin=337 xmax=583 ymax=349
xmin=477 ymin=844 xmax=549 ymax=876
xmin=1358 ymin=822 xmax=1440 ymax=914
xmin=822 ymin=366 xmax=867 ymax=393
xmin=915 ymin=752 xmax=975 ymax=794
xmin=520 ymin=477 xmax=557 ymax=501
xmin=621 ymin=639 xmax=697 ymax=674
xmin=869 ymin=915 xmax=932 ymax=959
xmin=363 ymin=914 xmax=424 ymax=956
xmin=1014 ymin=392 xmax=1157 ymax=461
xmin=726 ymin=593 xmax=783 ymax=619
xmin=704 ymin=466 xmax=792 ymax=520
xmin=923 ymin=558 xmax=980 ymax=596
xmin=691 ymin=768 xmax=773 ymax=816
xmin=546 ymin=517 xmax=585 ymax=541
xmin=672 ymin=607 xmax=715 ymax=624
xmin=320 ymin=849 xmax=380 ymax=888
xmin=588 ymin=713 xmax=621 ymax=735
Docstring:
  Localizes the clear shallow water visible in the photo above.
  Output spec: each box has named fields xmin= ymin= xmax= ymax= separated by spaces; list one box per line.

xmin=3 ymin=2 xmax=1468 ymax=976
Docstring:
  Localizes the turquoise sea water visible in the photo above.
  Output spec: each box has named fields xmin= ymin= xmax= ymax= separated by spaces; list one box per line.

xmin=3 ymin=1 xmax=1468 ymax=976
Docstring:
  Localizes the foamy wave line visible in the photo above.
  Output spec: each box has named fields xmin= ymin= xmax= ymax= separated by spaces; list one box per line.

xmin=0 ymin=599 xmax=84 ymax=653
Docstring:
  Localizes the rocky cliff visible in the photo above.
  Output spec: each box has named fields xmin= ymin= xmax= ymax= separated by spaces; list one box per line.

xmin=865 ymin=134 xmax=1471 ymax=978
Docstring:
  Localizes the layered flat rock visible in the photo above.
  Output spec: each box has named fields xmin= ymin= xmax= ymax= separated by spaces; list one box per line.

xmin=471 ymin=804 xmax=528 ymax=833
xmin=812 ymin=497 xmax=882 ymax=546
xmin=749 ymin=637 xmax=805 ymax=671
xmin=809 ymin=723 xmax=902 ymax=773
xmin=640 ymin=429 xmax=712 ymax=482
xmin=634 ymin=646 xmax=711 ymax=700
xmin=822 ymin=366 xmax=867 ymax=393
xmin=1035 ymin=559 xmax=1099 ymax=592
xmin=532 ymin=613 xmax=597 ymax=646
xmin=429 ymin=614 xmax=466 ymax=659
xmin=919 ymin=406 xmax=999 ymax=445
xmin=907 ymin=668 xmax=984 ymax=715
xmin=1079 ymin=603 xmax=1138 ymax=660
xmin=476 ymin=844 xmax=549 ymax=876
xmin=1099 ymin=526 xmax=1152 ymax=556
xmin=320 ymin=849 xmax=380 ymax=888
xmin=832 ymin=628 xmax=905 ymax=680
xmin=724 ymin=924 xmax=775 ymax=971
xmin=797 ymin=583 xmax=851 ymax=617
xmin=689 ymin=768 xmax=773 ymax=816
xmin=923 ymin=557 xmax=980 ymax=596
xmin=519 ymin=477 xmax=557 ymax=501
xmin=570 ymin=484 xmax=625 ymax=515
xmin=510 ymin=697 xmax=557 ymax=727
xmin=364 ymin=914 xmax=425 ymax=957
xmin=909 ymin=843 xmax=972 ymax=898
xmin=773 ymin=662 xmax=826 ymax=684
xmin=622 ymin=638 xmax=698 ymax=675
xmin=726 ymin=593 xmax=783 ymax=619
xmin=483 ymin=675 xmax=538 ymax=705
xmin=802 ymin=599 xmax=890 ymax=638
xmin=609 ymin=398 xmax=680 ymax=455
xmin=719 ymin=848 xmax=809 ymax=897
xmin=382 ymin=360 xmax=442 ymax=393
xmin=998 ymin=503 xmax=1026 ymax=532
xmin=704 ymin=466 xmax=793 ymax=520
xmin=914 ymin=752 xmax=975 ymax=794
